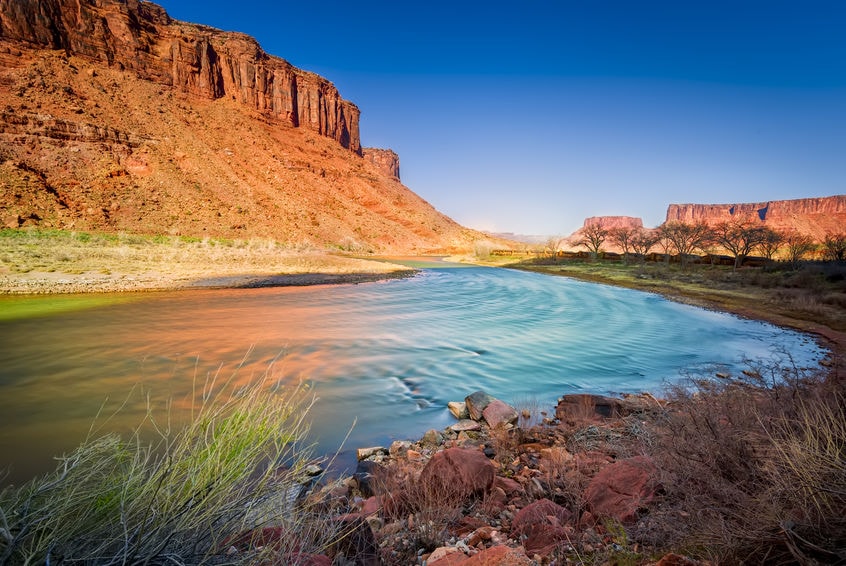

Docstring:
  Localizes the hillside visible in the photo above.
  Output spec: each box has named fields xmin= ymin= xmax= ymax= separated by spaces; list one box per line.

xmin=0 ymin=0 xmax=488 ymax=254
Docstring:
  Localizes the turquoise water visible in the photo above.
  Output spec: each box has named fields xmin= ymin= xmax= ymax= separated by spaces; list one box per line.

xmin=0 ymin=264 xmax=825 ymax=484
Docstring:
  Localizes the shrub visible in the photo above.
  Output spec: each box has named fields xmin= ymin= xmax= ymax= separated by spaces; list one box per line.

xmin=0 ymin=374 xmax=342 ymax=565
xmin=637 ymin=358 xmax=845 ymax=564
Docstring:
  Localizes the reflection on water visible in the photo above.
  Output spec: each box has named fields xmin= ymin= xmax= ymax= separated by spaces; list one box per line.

xmin=0 ymin=264 xmax=825 ymax=485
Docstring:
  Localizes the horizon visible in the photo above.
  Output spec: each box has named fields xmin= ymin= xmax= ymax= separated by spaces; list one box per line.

xmin=155 ymin=0 xmax=846 ymax=237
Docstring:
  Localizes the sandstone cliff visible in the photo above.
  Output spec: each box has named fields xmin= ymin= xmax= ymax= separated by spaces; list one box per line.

xmin=583 ymin=216 xmax=644 ymax=230
xmin=565 ymin=216 xmax=645 ymax=252
xmin=0 ymin=0 xmax=361 ymax=153
xmin=666 ymin=196 xmax=846 ymax=240
xmin=363 ymin=148 xmax=400 ymax=181
xmin=0 ymin=0 xmax=490 ymax=253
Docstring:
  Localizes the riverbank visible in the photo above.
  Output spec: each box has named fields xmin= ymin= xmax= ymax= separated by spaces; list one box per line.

xmin=0 ymin=229 xmax=414 ymax=294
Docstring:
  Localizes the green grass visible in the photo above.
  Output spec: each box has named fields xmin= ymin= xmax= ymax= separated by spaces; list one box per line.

xmin=0 ymin=373 xmax=345 ymax=565
xmin=0 ymin=295 xmax=139 ymax=322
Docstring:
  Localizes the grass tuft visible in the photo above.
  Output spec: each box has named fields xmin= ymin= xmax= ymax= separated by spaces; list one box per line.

xmin=0 ymin=372 xmax=343 ymax=565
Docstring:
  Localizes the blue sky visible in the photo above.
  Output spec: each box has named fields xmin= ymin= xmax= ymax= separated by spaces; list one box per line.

xmin=156 ymin=0 xmax=845 ymax=235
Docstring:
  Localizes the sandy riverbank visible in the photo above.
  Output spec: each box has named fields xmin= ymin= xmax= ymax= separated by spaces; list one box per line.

xmin=0 ymin=230 xmax=415 ymax=294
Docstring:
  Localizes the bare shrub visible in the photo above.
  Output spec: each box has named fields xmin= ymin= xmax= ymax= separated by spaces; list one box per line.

xmin=371 ymin=462 xmax=465 ymax=562
xmin=637 ymin=358 xmax=845 ymax=564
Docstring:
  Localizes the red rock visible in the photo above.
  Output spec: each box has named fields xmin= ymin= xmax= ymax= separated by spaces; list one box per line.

xmin=419 ymin=447 xmax=495 ymax=502
xmin=360 ymin=495 xmax=382 ymax=516
xmin=428 ymin=546 xmax=469 ymax=566
xmin=494 ymin=476 xmax=523 ymax=496
xmin=666 ymin=196 xmax=846 ymax=242
xmin=510 ymin=498 xmax=572 ymax=557
xmin=584 ymin=455 xmax=658 ymax=523
xmin=555 ymin=394 xmax=624 ymax=421
xmin=482 ymin=399 xmax=519 ymax=428
xmin=465 ymin=391 xmax=496 ymax=421
xmin=462 ymin=545 xmax=531 ymax=566
xmin=362 ymin=148 xmax=400 ymax=180
xmin=0 ymin=0 xmax=362 ymax=153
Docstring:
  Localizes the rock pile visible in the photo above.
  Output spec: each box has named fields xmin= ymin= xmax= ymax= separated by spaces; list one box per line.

xmin=230 ymin=391 xmax=704 ymax=565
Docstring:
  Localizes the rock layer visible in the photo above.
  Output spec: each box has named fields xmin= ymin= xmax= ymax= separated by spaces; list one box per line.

xmin=0 ymin=0 xmax=361 ymax=153
xmin=362 ymin=148 xmax=400 ymax=180
xmin=666 ymin=195 xmax=846 ymax=240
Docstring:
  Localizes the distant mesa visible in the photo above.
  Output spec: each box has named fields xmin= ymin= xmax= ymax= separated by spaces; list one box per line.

xmin=666 ymin=195 xmax=846 ymax=241
xmin=582 ymin=216 xmax=644 ymax=230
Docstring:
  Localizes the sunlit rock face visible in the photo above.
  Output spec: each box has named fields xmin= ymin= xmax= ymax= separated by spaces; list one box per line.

xmin=0 ymin=0 xmax=361 ymax=152
xmin=666 ymin=195 xmax=846 ymax=239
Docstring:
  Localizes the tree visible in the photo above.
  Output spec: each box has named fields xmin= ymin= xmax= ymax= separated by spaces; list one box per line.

xmin=711 ymin=221 xmax=768 ymax=269
xmin=609 ymin=226 xmax=637 ymax=264
xmin=659 ymin=221 xmax=712 ymax=268
xmin=580 ymin=224 xmax=608 ymax=259
xmin=756 ymin=228 xmax=784 ymax=261
xmin=784 ymin=232 xmax=815 ymax=270
xmin=544 ymin=236 xmax=566 ymax=261
xmin=630 ymin=228 xmax=659 ymax=263
xmin=822 ymin=233 xmax=846 ymax=261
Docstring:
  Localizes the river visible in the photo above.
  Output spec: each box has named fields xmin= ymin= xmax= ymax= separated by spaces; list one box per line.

xmin=0 ymin=262 xmax=825 ymax=485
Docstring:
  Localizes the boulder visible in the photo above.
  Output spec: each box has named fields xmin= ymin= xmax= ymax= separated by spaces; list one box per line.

xmin=356 ymin=446 xmax=387 ymax=460
xmin=353 ymin=460 xmax=384 ymax=498
xmin=448 ymin=401 xmax=470 ymax=419
xmin=462 ymin=545 xmax=531 ymax=565
xmin=329 ymin=514 xmax=380 ymax=566
xmin=465 ymin=391 xmax=496 ymax=421
xmin=555 ymin=394 xmax=624 ymax=421
xmin=451 ymin=419 xmax=483 ymax=432
xmin=482 ymin=399 xmax=519 ymax=428
xmin=427 ymin=546 xmax=468 ymax=566
xmin=419 ymin=447 xmax=495 ymax=502
xmin=510 ymin=498 xmax=572 ymax=557
xmin=584 ymin=455 xmax=658 ymax=523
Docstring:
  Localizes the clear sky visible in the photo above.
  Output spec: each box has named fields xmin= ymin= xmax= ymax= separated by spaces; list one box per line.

xmin=155 ymin=0 xmax=845 ymax=236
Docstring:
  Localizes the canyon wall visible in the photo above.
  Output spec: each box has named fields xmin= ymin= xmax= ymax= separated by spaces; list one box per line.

xmin=0 ymin=0 xmax=361 ymax=153
xmin=666 ymin=195 xmax=846 ymax=239
xmin=583 ymin=216 xmax=644 ymax=230
xmin=362 ymin=148 xmax=400 ymax=181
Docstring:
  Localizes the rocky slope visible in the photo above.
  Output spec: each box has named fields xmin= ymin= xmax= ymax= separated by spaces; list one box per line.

xmin=666 ymin=195 xmax=846 ymax=240
xmin=0 ymin=0 xmax=489 ymax=253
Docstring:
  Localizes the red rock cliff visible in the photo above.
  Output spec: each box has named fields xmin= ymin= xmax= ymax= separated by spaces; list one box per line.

xmin=666 ymin=195 xmax=846 ymax=239
xmin=0 ymin=0 xmax=361 ymax=153
xmin=362 ymin=148 xmax=400 ymax=180
xmin=583 ymin=216 xmax=644 ymax=230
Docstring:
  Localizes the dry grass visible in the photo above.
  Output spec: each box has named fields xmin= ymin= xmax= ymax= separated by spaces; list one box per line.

xmin=0 ymin=228 xmax=411 ymax=294
xmin=0 ymin=371 xmax=347 ymax=565
xmin=636 ymin=358 xmax=846 ymax=564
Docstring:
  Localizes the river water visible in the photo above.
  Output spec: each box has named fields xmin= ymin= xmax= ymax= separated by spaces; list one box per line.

xmin=0 ymin=262 xmax=825 ymax=485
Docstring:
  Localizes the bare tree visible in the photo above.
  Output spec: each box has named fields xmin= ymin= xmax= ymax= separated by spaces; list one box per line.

xmin=784 ymin=232 xmax=815 ymax=270
xmin=711 ymin=221 xmax=768 ymax=269
xmin=823 ymin=233 xmax=846 ymax=261
xmin=757 ymin=228 xmax=784 ymax=261
xmin=609 ymin=226 xmax=637 ymax=264
xmin=630 ymin=228 xmax=659 ymax=262
xmin=544 ymin=236 xmax=566 ymax=261
xmin=659 ymin=221 xmax=712 ymax=268
xmin=580 ymin=224 xmax=608 ymax=259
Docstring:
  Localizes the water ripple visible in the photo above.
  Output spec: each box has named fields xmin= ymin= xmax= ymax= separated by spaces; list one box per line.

xmin=0 ymin=264 xmax=827 ymax=482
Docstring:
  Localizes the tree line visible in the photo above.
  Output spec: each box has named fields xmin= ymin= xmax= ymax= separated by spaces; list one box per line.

xmin=568 ymin=221 xmax=846 ymax=269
